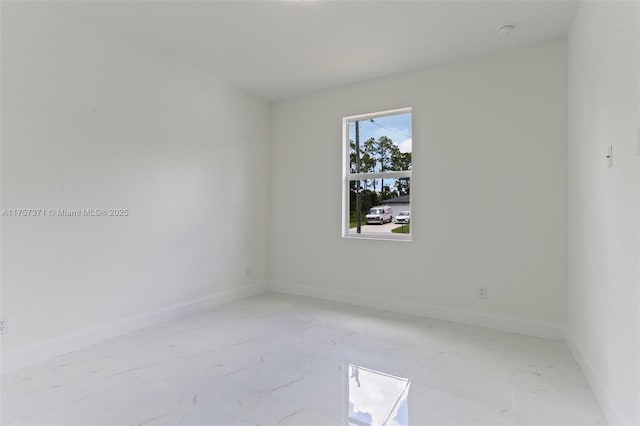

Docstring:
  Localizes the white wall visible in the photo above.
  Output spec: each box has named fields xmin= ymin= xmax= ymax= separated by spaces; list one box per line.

xmin=1 ymin=3 xmax=270 ymax=368
xmin=269 ymin=39 xmax=568 ymax=339
xmin=566 ymin=1 xmax=640 ymax=425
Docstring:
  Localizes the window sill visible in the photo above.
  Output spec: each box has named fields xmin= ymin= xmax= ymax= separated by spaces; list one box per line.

xmin=342 ymin=233 xmax=411 ymax=242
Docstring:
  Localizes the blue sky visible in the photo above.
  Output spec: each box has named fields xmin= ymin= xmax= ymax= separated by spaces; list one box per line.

xmin=348 ymin=112 xmax=412 ymax=153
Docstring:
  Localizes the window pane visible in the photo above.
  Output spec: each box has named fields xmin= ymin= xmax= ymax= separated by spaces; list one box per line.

xmin=349 ymin=112 xmax=412 ymax=174
xmin=348 ymin=178 xmax=411 ymax=236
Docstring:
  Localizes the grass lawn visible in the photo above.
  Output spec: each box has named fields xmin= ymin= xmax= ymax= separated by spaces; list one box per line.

xmin=392 ymin=224 xmax=410 ymax=233
xmin=349 ymin=213 xmax=366 ymax=228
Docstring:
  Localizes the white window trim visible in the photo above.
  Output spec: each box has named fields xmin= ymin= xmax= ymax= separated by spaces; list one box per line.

xmin=341 ymin=107 xmax=412 ymax=241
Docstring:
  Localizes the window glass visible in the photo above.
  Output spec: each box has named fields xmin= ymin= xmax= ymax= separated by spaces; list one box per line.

xmin=344 ymin=109 xmax=412 ymax=240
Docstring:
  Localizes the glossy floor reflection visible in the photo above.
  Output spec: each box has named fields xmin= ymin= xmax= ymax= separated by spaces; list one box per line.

xmin=348 ymin=365 xmax=409 ymax=426
xmin=1 ymin=292 xmax=606 ymax=425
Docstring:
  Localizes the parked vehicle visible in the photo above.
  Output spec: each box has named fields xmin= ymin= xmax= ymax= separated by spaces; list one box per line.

xmin=366 ymin=206 xmax=393 ymax=224
xmin=394 ymin=211 xmax=410 ymax=224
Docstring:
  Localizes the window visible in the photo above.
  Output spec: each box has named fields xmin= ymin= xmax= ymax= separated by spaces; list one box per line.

xmin=342 ymin=108 xmax=412 ymax=240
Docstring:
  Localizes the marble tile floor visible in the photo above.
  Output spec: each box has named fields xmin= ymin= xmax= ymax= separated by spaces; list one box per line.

xmin=1 ymin=292 xmax=606 ymax=426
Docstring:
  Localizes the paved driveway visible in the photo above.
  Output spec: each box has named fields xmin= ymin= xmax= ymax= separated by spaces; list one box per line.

xmin=349 ymin=222 xmax=402 ymax=234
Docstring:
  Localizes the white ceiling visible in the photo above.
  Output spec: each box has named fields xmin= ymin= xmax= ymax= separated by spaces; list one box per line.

xmin=66 ymin=1 xmax=578 ymax=101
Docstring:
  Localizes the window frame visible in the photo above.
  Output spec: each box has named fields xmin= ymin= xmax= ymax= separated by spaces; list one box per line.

xmin=341 ymin=107 xmax=412 ymax=241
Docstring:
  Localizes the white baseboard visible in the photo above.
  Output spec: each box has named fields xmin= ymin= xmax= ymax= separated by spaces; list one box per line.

xmin=1 ymin=282 xmax=267 ymax=374
xmin=269 ymin=280 xmax=565 ymax=340
xmin=565 ymin=328 xmax=628 ymax=426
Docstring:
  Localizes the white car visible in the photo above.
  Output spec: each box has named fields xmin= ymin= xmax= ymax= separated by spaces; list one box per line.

xmin=394 ymin=211 xmax=410 ymax=224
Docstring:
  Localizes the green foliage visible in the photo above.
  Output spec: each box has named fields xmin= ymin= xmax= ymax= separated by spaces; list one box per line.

xmin=349 ymin=139 xmax=376 ymax=174
xmin=391 ymin=224 xmax=410 ymax=234
xmin=349 ymin=211 xmax=365 ymax=228
xmin=349 ymin=132 xmax=412 ymax=216
xmin=349 ymin=182 xmax=380 ymax=216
